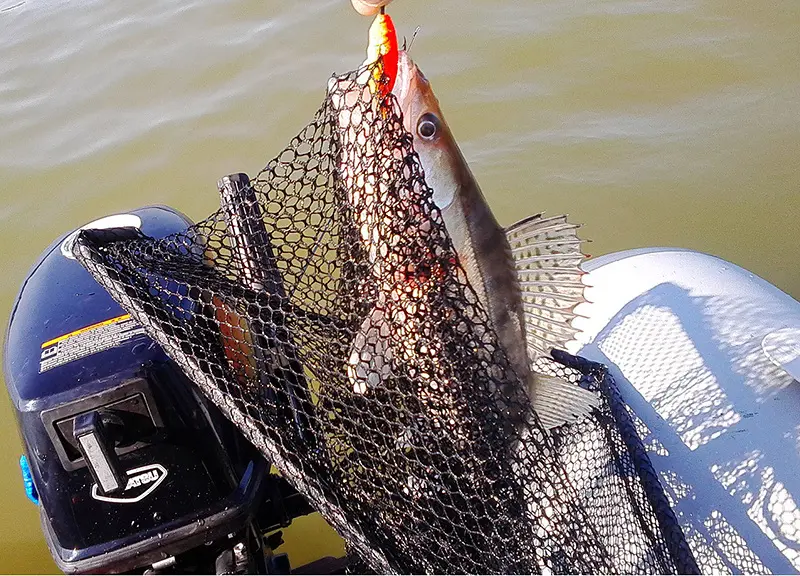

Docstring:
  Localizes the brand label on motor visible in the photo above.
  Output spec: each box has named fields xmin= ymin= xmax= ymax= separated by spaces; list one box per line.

xmin=90 ymin=463 xmax=168 ymax=504
xmin=39 ymin=314 xmax=146 ymax=373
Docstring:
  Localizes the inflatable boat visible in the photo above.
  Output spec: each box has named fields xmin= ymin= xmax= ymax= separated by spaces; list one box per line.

xmin=572 ymin=248 xmax=800 ymax=574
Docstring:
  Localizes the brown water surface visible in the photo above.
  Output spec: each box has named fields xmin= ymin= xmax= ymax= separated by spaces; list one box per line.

xmin=1 ymin=0 xmax=798 ymax=572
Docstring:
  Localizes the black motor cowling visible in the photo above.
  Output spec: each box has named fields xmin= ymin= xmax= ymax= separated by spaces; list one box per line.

xmin=3 ymin=206 xmax=311 ymax=574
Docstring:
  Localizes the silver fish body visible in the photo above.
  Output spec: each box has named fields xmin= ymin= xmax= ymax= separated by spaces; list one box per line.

xmin=390 ymin=50 xmax=598 ymax=430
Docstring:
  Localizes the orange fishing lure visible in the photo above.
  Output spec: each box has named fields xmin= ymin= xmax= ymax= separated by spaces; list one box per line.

xmin=363 ymin=12 xmax=398 ymax=97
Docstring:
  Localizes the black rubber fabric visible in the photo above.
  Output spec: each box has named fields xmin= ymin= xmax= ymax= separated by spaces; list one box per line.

xmin=73 ymin=63 xmax=699 ymax=575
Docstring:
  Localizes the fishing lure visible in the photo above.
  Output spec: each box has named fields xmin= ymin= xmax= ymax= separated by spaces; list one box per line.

xmin=362 ymin=12 xmax=398 ymax=97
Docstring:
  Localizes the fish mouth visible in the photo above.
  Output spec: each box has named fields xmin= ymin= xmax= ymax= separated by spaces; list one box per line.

xmin=392 ymin=50 xmax=413 ymax=105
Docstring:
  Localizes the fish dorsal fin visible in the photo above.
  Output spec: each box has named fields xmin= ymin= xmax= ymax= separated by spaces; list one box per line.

xmin=505 ymin=213 xmax=587 ymax=360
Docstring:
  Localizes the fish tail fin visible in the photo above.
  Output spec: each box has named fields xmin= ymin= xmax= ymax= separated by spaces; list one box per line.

xmin=529 ymin=372 xmax=600 ymax=430
xmin=505 ymin=213 xmax=588 ymax=359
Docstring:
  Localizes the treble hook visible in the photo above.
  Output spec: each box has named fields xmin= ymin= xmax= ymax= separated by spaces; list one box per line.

xmin=403 ymin=26 xmax=421 ymax=52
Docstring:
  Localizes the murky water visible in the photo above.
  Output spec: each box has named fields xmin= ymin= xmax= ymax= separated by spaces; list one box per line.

xmin=1 ymin=0 xmax=798 ymax=572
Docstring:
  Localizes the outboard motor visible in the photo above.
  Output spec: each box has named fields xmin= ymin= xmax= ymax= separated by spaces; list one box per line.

xmin=3 ymin=206 xmax=316 ymax=574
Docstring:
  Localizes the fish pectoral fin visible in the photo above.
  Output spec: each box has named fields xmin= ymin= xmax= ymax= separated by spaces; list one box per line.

xmin=529 ymin=372 xmax=600 ymax=430
xmin=505 ymin=213 xmax=587 ymax=359
xmin=347 ymin=306 xmax=393 ymax=394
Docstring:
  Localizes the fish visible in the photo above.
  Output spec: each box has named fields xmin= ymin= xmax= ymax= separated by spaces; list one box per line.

xmin=328 ymin=22 xmax=468 ymax=465
xmin=333 ymin=13 xmax=597 ymax=431
xmin=388 ymin=48 xmax=599 ymax=430
xmin=329 ymin=13 xmax=426 ymax=397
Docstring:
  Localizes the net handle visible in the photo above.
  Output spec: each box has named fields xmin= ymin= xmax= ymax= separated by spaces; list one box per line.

xmin=218 ymin=173 xmax=318 ymax=450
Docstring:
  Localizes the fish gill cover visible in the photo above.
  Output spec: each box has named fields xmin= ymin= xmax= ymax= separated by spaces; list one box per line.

xmin=72 ymin=61 xmax=698 ymax=574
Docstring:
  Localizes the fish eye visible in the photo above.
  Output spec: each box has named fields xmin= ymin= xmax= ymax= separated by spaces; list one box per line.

xmin=417 ymin=113 xmax=439 ymax=140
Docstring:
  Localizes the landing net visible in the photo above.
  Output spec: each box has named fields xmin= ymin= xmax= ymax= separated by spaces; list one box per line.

xmin=74 ymin=63 xmax=698 ymax=574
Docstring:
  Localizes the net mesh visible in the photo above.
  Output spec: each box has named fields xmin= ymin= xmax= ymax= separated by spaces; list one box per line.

xmin=73 ymin=63 xmax=698 ymax=575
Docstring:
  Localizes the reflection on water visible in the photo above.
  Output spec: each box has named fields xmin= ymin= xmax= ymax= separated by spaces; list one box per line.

xmin=1 ymin=0 xmax=799 ymax=572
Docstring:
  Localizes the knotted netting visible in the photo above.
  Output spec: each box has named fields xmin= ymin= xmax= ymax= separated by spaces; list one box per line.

xmin=73 ymin=62 xmax=698 ymax=574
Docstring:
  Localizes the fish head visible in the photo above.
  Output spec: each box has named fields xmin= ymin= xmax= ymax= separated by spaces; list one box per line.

xmin=392 ymin=50 xmax=466 ymax=211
